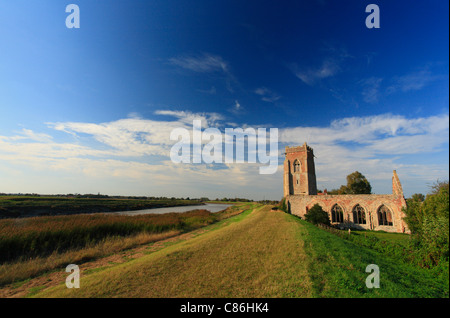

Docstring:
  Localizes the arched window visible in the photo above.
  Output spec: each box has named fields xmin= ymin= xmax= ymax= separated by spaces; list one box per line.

xmin=293 ymin=160 xmax=301 ymax=173
xmin=331 ymin=204 xmax=344 ymax=223
xmin=378 ymin=205 xmax=393 ymax=226
xmin=352 ymin=204 xmax=366 ymax=224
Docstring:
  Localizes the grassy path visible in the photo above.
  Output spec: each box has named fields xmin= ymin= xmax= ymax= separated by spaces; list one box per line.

xmin=32 ymin=205 xmax=448 ymax=298
xmin=35 ymin=206 xmax=313 ymax=297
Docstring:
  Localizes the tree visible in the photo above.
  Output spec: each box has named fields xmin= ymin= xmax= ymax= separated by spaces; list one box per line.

xmin=403 ymin=180 xmax=449 ymax=267
xmin=345 ymin=171 xmax=372 ymax=194
xmin=338 ymin=184 xmax=350 ymax=194
xmin=328 ymin=171 xmax=372 ymax=195
xmin=422 ymin=181 xmax=449 ymax=219
xmin=304 ymin=204 xmax=330 ymax=225
xmin=404 ymin=195 xmax=424 ymax=234
xmin=279 ymin=198 xmax=288 ymax=213
xmin=410 ymin=193 xmax=425 ymax=202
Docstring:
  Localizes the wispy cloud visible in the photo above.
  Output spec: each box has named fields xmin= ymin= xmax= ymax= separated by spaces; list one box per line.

xmin=168 ymin=53 xmax=238 ymax=93
xmin=0 ymin=111 xmax=278 ymax=198
xmin=168 ymin=53 xmax=230 ymax=74
xmin=357 ymin=67 xmax=443 ymax=104
xmin=387 ymin=68 xmax=440 ymax=93
xmin=279 ymin=113 xmax=449 ymax=192
xmin=0 ymin=128 xmax=53 ymax=143
xmin=233 ymin=100 xmax=241 ymax=112
xmin=0 ymin=111 xmax=448 ymax=198
xmin=280 ymin=113 xmax=449 ymax=149
xmin=228 ymin=100 xmax=245 ymax=115
xmin=290 ymin=45 xmax=351 ymax=85
xmin=254 ymin=87 xmax=281 ymax=103
xmin=360 ymin=77 xmax=383 ymax=103
xmin=290 ymin=59 xmax=340 ymax=85
xmin=154 ymin=110 xmax=225 ymax=128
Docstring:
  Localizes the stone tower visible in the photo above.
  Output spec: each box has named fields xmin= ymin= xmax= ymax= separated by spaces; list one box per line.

xmin=283 ymin=142 xmax=318 ymax=196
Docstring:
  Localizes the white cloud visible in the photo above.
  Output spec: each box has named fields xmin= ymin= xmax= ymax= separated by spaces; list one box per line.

xmin=228 ymin=100 xmax=246 ymax=115
xmin=154 ymin=110 xmax=225 ymax=127
xmin=356 ymin=67 xmax=444 ymax=104
xmin=0 ymin=128 xmax=53 ymax=143
xmin=279 ymin=113 xmax=449 ymax=194
xmin=280 ymin=114 xmax=449 ymax=146
xmin=387 ymin=68 xmax=440 ymax=93
xmin=290 ymin=46 xmax=351 ymax=85
xmin=169 ymin=53 xmax=230 ymax=74
xmin=360 ymin=77 xmax=383 ymax=103
xmin=168 ymin=53 xmax=238 ymax=93
xmin=254 ymin=87 xmax=281 ymax=103
xmin=0 ymin=111 xmax=448 ymax=199
xmin=291 ymin=59 xmax=341 ymax=85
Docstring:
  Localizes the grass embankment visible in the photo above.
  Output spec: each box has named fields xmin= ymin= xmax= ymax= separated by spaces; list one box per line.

xmin=0 ymin=196 xmax=203 ymax=218
xmin=293 ymin=216 xmax=448 ymax=297
xmin=352 ymin=230 xmax=410 ymax=242
xmin=33 ymin=206 xmax=448 ymax=298
xmin=316 ymin=224 xmax=449 ymax=286
xmin=0 ymin=203 xmax=249 ymax=286
xmin=35 ymin=205 xmax=313 ymax=298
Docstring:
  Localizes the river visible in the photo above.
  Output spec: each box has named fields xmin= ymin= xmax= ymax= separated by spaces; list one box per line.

xmin=114 ymin=203 xmax=232 ymax=216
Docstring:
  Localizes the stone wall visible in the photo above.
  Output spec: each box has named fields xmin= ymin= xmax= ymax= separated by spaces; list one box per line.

xmin=286 ymin=193 xmax=409 ymax=233
xmin=283 ymin=143 xmax=409 ymax=234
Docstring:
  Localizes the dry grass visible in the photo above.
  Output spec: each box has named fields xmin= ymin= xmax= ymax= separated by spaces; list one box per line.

xmin=34 ymin=206 xmax=313 ymax=298
xmin=0 ymin=203 xmax=251 ymax=290
xmin=7 ymin=204 xmax=443 ymax=298
xmin=0 ymin=230 xmax=180 ymax=287
xmin=0 ymin=209 xmax=222 ymax=264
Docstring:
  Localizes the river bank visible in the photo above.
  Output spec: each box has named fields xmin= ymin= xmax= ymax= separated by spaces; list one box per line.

xmin=0 ymin=196 xmax=204 ymax=218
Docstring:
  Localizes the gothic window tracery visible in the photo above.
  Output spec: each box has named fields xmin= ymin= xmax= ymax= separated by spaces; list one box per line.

xmin=377 ymin=205 xmax=393 ymax=226
xmin=352 ymin=204 xmax=366 ymax=224
xmin=331 ymin=204 xmax=344 ymax=223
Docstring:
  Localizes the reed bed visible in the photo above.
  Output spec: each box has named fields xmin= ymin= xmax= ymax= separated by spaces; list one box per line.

xmin=0 ymin=210 xmax=216 ymax=263
xmin=0 ymin=204 xmax=249 ymax=286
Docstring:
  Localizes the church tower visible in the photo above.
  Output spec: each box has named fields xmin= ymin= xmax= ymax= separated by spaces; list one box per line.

xmin=284 ymin=143 xmax=317 ymax=196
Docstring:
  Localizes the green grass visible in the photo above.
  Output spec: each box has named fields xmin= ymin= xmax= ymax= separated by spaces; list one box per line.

xmin=25 ymin=285 xmax=46 ymax=297
xmin=33 ymin=205 xmax=313 ymax=298
xmin=31 ymin=206 xmax=448 ymax=298
xmin=83 ymin=267 xmax=108 ymax=275
xmin=351 ymin=229 xmax=410 ymax=243
xmin=288 ymin=214 xmax=449 ymax=297
xmin=319 ymin=224 xmax=448 ymax=280
xmin=0 ymin=203 xmax=252 ymax=287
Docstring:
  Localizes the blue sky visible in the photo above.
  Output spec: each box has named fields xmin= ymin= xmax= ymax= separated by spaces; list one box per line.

xmin=0 ymin=0 xmax=448 ymax=200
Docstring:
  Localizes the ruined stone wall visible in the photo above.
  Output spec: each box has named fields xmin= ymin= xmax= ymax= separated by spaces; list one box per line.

xmin=286 ymin=194 xmax=409 ymax=233
xmin=283 ymin=144 xmax=409 ymax=233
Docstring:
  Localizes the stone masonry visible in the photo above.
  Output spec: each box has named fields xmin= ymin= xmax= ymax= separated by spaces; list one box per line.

xmin=284 ymin=143 xmax=409 ymax=233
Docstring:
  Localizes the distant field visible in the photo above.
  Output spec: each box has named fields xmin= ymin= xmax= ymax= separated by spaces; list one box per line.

xmin=0 ymin=196 xmax=203 ymax=218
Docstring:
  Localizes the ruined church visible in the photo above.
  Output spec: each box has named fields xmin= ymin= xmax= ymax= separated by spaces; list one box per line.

xmin=283 ymin=143 xmax=409 ymax=233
